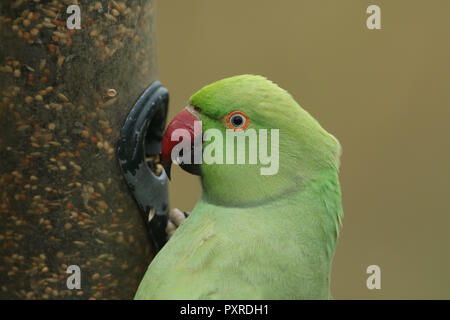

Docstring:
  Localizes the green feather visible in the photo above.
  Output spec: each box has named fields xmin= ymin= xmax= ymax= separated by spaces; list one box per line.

xmin=135 ymin=75 xmax=343 ymax=299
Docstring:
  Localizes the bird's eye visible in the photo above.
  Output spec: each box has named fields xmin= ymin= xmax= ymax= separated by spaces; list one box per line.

xmin=226 ymin=111 xmax=249 ymax=130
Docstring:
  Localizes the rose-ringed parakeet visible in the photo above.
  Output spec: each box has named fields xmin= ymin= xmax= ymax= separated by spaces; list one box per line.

xmin=135 ymin=75 xmax=343 ymax=299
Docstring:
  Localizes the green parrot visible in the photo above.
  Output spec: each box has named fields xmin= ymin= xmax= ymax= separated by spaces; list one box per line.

xmin=135 ymin=75 xmax=343 ymax=299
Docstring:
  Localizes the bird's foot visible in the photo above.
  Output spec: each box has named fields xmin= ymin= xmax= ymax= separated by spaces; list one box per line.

xmin=166 ymin=208 xmax=190 ymax=237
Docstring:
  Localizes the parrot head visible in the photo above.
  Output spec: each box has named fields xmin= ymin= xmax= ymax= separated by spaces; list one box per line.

xmin=161 ymin=75 xmax=341 ymax=206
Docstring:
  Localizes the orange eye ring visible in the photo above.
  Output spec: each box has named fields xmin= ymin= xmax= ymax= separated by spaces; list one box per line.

xmin=226 ymin=111 xmax=250 ymax=131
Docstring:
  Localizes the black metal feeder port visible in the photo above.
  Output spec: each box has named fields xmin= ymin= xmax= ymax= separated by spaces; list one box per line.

xmin=117 ymin=81 xmax=170 ymax=253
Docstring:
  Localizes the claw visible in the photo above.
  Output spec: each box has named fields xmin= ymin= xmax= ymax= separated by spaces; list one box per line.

xmin=166 ymin=208 xmax=191 ymax=238
xmin=166 ymin=220 xmax=176 ymax=238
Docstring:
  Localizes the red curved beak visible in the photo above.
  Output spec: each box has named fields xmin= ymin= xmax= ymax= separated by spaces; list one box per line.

xmin=161 ymin=108 xmax=200 ymax=179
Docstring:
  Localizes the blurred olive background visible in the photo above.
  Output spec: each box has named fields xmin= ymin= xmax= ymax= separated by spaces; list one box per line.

xmin=155 ymin=0 xmax=450 ymax=299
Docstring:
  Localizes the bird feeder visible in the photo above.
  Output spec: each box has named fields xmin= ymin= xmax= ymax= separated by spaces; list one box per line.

xmin=0 ymin=0 xmax=169 ymax=300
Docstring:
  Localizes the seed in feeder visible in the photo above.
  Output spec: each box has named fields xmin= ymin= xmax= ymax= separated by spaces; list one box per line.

xmin=13 ymin=69 xmax=21 ymax=77
xmin=90 ymin=29 xmax=99 ymax=37
xmin=23 ymin=19 xmax=31 ymax=27
xmin=116 ymin=2 xmax=127 ymax=13
xmin=57 ymin=93 xmax=69 ymax=102
xmin=92 ymin=273 xmax=100 ymax=280
xmin=147 ymin=208 xmax=155 ymax=222
xmin=53 ymin=31 xmax=67 ymax=39
xmin=35 ymin=95 xmax=43 ymax=102
xmin=21 ymin=64 xmax=33 ymax=71
xmin=25 ymin=96 xmax=33 ymax=103
xmin=97 ymin=183 xmax=106 ymax=193
xmin=94 ymin=2 xmax=102 ymax=10
xmin=107 ymin=88 xmax=117 ymax=97
xmin=64 ymin=223 xmax=72 ymax=230
xmin=81 ymin=130 xmax=89 ymax=139
xmin=30 ymin=28 xmax=39 ymax=36
xmin=155 ymin=164 xmax=164 ymax=176
xmin=39 ymin=59 xmax=46 ymax=70
xmin=57 ymin=56 xmax=65 ymax=67
xmin=42 ymin=21 xmax=56 ymax=28
xmin=48 ymin=123 xmax=56 ymax=130
xmin=42 ymin=8 xmax=57 ymax=18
